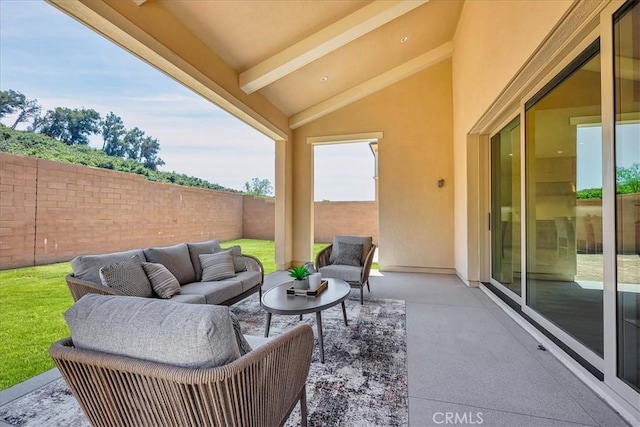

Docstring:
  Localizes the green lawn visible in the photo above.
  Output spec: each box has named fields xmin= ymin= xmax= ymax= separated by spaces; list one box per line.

xmin=0 ymin=239 xmax=332 ymax=390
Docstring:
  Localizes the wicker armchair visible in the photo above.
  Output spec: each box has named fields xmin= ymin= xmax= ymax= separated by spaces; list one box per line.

xmin=50 ymin=324 xmax=314 ymax=427
xmin=316 ymin=242 xmax=377 ymax=304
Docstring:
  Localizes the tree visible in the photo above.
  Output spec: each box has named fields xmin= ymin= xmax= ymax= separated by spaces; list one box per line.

xmin=616 ymin=163 xmax=640 ymax=194
xmin=140 ymin=136 xmax=164 ymax=170
xmin=0 ymin=90 xmax=42 ymax=129
xmin=39 ymin=107 xmax=101 ymax=145
xmin=243 ymin=177 xmax=273 ymax=196
xmin=123 ymin=127 xmax=145 ymax=160
xmin=101 ymin=112 xmax=126 ymax=156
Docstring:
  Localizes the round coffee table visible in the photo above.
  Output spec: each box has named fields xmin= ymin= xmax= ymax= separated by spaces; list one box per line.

xmin=261 ymin=278 xmax=350 ymax=363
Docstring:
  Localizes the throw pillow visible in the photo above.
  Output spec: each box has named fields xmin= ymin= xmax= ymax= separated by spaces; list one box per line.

xmin=333 ymin=241 xmax=363 ymax=266
xmin=229 ymin=312 xmax=252 ymax=356
xmin=200 ymin=251 xmax=237 ymax=281
xmin=99 ymin=259 xmax=153 ymax=297
xmin=141 ymin=262 xmax=181 ymax=299
xmin=187 ymin=240 xmax=222 ymax=281
xmin=225 ymin=245 xmax=247 ymax=273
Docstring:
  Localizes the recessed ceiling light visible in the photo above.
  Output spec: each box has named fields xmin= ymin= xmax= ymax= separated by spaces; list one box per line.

xmin=400 ymin=36 xmax=409 ymax=43
xmin=557 ymin=150 xmax=564 ymax=154
xmin=320 ymin=76 xmax=328 ymax=82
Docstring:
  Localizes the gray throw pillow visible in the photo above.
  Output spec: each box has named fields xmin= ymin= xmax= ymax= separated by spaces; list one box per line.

xmin=329 ymin=236 xmax=372 ymax=265
xmin=229 ymin=312 xmax=252 ymax=356
xmin=200 ymin=251 xmax=237 ymax=281
xmin=65 ymin=294 xmax=240 ymax=368
xmin=333 ymin=241 xmax=363 ymax=266
xmin=141 ymin=262 xmax=181 ymax=299
xmin=99 ymin=260 xmax=153 ymax=297
xmin=224 ymin=245 xmax=247 ymax=273
xmin=187 ymin=240 xmax=222 ymax=281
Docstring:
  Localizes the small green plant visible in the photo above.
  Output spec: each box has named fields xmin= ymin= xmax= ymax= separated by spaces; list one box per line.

xmin=288 ymin=265 xmax=311 ymax=280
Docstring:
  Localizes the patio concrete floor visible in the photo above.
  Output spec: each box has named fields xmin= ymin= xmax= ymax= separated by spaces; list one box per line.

xmin=0 ymin=271 xmax=631 ymax=426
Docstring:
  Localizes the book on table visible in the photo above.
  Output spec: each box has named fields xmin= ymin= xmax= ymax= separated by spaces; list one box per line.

xmin=286 ymin=279 xmax=328 ymax=296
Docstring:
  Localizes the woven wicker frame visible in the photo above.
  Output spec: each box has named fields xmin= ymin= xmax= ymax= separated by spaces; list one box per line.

xmin=65 ymin=254 xmax=264 ymax=306
xmin=50 ymin=324 xmax=314 ymax=427
xmin=316 ymin=243 xmax=377 ymax=304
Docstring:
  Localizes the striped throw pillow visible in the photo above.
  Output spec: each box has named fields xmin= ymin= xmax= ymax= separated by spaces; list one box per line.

xmin=142 ymin=262 xmax=180 ymax=299
xmin=200 ymin=251 xmax=237 ymax=282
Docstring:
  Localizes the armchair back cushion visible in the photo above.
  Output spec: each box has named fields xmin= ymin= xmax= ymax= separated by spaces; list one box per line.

xmin=329 ymin=235 xmax=373 ymax=265
xmin=143 ymin=243 xmax=196 ymax=285
xmin=70 ymin=248 xmax=146 ymax=284
xmin=65 ymin=294 xmax=240 ymax=368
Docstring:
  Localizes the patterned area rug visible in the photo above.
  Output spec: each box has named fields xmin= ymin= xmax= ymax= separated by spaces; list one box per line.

xmin=0 ymin=294 xmax=407 ymax=427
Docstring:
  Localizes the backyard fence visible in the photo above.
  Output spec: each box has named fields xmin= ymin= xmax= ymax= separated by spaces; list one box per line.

xmin=0 ymin=153 xmax=378 ymax=269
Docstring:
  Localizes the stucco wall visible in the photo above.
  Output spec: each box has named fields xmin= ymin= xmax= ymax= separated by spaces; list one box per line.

xmin=451 ymin=0 xmax=574 ymax=283
xmin=292 ymin=60 xmax=454 ymax=272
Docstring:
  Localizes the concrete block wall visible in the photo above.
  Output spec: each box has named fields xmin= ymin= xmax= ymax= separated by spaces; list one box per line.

xmin=0 ymin=154 xmax=38 ymax=268
xmin=314 ymin=201 xmax=378 ymax=244
xmin=0 ymin=153 xmax=379 ymax=269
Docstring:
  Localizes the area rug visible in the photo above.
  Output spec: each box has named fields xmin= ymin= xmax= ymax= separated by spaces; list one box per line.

xmin=0 ymin=294 xmax=407 ymax=427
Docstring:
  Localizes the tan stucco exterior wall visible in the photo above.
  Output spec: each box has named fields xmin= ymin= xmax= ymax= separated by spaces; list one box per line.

xmin=292 ymin=61 xmax=454 ymax=272
xmin=451 ymin=0 xmax=574 ymax=284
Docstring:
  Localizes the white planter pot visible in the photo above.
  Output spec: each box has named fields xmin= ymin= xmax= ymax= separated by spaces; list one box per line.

xmin=293 ymin=278 xmax=309 ymax=290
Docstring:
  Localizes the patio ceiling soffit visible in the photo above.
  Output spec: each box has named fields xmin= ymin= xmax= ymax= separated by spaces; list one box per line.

xmin=239 ymin=0 xmax=428 ymax=95
xmin=289 ymin=41 xmax=453 ymax=129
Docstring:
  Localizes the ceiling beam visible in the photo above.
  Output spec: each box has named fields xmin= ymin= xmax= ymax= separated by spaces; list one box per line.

xmin=239 ymin=0 xmax=428 ymax=95
xmin=289 ymin=41 xmax=453 ymax=129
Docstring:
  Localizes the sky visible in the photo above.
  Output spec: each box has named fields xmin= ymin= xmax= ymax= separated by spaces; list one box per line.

xmin=0 ymin=0 xmax=375 ymax=201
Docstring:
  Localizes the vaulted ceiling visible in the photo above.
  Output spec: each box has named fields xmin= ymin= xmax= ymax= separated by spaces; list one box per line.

xmin=151 ymin=0 xmax=464 ymax=129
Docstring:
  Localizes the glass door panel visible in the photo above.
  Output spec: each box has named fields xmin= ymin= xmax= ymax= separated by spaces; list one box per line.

xmin=614 ymin=0 xmax=640 ymax=392
xmin=525 ymin=43 xmax=604 ymax=356
xmin=491 ymin=117 xmax=522 ymax=296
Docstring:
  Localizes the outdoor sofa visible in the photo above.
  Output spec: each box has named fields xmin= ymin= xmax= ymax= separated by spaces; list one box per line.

xmin=65 ymin=239 xmax=263 ymax=306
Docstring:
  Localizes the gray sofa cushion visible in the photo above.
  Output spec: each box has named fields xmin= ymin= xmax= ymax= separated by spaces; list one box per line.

xmin=142 ymin=262 xmax=181 ymax=299
xmin=168 ymin=293 xmax=206 ymax=304
xmin=200 ymin=252 xmax=237 ymax=282
xmin=234 ymin=271 xmax=262 ymax=293
xmin=65 ymin=294 xmax=240 ymax=368
xmin=187 ymin=240 xmax=222 ymax=281
xmin=144 ymin=243 xmax=196 ymax=285
xmin=181 ymin=279 xmax=243 ymax=305
xmin=319 ymin=264 xmax=362 ymax=283
xmin=329 ymin=236 xmax=373 ymax=265
xmin=71 ymin=249 xmax=147 ymax=284
xmin=99 ymin=260 xmax=153 ymax=298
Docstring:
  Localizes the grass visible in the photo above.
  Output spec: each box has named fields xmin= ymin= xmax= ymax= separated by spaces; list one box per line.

xmin=0 ymin=239 xmax=333 ymax=390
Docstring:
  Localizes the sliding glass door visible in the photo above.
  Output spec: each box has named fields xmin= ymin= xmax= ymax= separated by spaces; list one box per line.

xmin=491 ymin=117 xmax=521 ymax=296
xmin=614 ymin=0 xmax=640 ymax=392
xmin=525 ymin=41 xmax=604 ymax=357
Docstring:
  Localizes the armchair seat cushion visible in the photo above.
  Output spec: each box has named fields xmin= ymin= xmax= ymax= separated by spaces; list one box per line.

xmin=319 ymin=264 xmax=362 ymax=283
xmin=234 ymin=270 xmax=262 ymax=292
xmin=65 ymin=294 xmax=240 ymax=368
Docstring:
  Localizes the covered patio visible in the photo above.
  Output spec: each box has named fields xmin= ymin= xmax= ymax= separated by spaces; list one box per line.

xmin=0 ymin=271 xmax=629 ymax=426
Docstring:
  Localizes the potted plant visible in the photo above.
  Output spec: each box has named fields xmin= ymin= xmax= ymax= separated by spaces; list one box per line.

xmin=289 ymin=265 xmax=311 ymax=290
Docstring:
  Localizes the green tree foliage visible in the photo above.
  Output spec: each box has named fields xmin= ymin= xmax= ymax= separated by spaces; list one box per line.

xmin=0 ymin=89 xmax=42 ymax=129
xmin=0 ymin=126 xmax=238 ymax=193
xmin=243 ymin=177 xmax=273 ymax=196
xmin=39 ymin=107 xmax=101 ymax=145
xmin=101 ymin=112 xmax=126 ymax=155
xmin=140 ymin=136 xmax=164 ymax=170
xmin=616 ymin=163 xmax=640 ymax=194
xmin=576 ymin=188 xmax=603 ymax=199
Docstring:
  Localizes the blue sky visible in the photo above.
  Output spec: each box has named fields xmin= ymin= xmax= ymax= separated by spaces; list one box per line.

xmin=0 ymin=0 xmax=375 ymax=201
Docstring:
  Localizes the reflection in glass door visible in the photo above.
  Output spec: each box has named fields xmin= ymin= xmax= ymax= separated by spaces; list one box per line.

xmin=491 ymin=117 xmax=522 ymax=296
xmin=614 ymin=0 xmax=640 ymax=392
xmin=525 ymin=41 xmax=604 ymax=357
